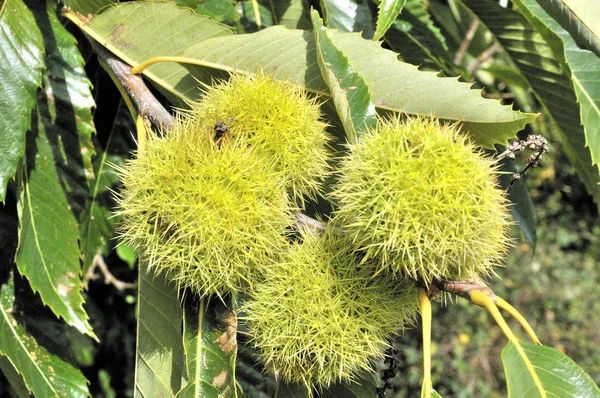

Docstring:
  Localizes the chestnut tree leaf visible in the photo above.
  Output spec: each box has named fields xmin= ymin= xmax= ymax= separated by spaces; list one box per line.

xmin=177 ymin=296 xmax=237 ymax=398
xmin=270 ymin=0 xmax=310 ymax=29
xmin=463 ymin=0 xmax=600 ymax=203
xmin=15 ymin=0 xmax=95 ymax=338
xmin=0 ymin=272 xmax=89 ymax=398
xmin=311 ymin=10 xmax=377 ymax=144
xmin=83 ymin=2 xmax=234 ymax=107
xmin=535 ymin=0 xmax=600 ymax=59
xmin=134 ymin=266 xmax=185 ymax=398
xmin=321 ymin=0 xmax=375 ymax=39
xmin=0 ymin=0 xmax=45 ymax=202
xmin=502 ymin=340 xmax=600 ymax=397
xmin=373 ymin=0 xmax=406 ymax=41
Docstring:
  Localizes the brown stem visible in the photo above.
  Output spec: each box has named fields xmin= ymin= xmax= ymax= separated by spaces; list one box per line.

xmin=86 ymin=39 xmax=173 ymax=131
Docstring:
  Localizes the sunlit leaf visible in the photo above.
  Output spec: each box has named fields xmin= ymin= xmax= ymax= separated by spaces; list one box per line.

xmin=513 ymin=0 xmax=600 ymax=190
xmin=15 ymin=1 xmax=95 ymax=338
xmin=62 ymin=0 xmax=115 ymax=15
xmin=502 ymin=340 xmax=600 ymax=397
xmin=85 ymin=2 xmax=234 ymax=107
xmin=0 ymin=0 xmax=45 ymax=202
xmin=374 ymin=0 xmax=406 ymax=41
xmin=535 ymin=0 xmax=600 ymax=59
xmin=311 ymin=10 xmax=377 ymax=143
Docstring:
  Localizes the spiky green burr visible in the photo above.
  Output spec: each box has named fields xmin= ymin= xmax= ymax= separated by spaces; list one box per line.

xmin=242 ymin=228 xmax=419 ymax=391
xmin=332 ymin=117 xmax=512 ymax=285
xmin=193 ymin=72 xmax=330 ymax=202
xmin=115 ymin=114 xmax=294 ymax=297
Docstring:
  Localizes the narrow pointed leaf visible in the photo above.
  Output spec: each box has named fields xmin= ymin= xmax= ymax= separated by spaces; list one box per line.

xmin=0 ymin=0 xmax=45 ymax=202
xmin=374 ymin=0 xmax=406 ymax=41
xmin=134 ymin=266 xmax=184 ymax=398
xmin=535 ymin=0 xmax=600 ymax=59
xmin=15 ymin=0 xmax=96 ymax=338
xmin=463 ymin=0 xmax=600 ymax=203
xmin=311 ymin=10 xmax=376 ymax=143
xmin=177 ymin=296 xmax=237 ymax=398
xmin=85 ymin=2 xmax=234 ymax=107
xmin=0 ymin=272 xmax=89 ymax=398
xmin=502 ymin=340 xmax=600 ymax=397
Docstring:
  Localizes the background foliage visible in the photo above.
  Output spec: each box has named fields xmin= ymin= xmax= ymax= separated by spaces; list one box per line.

xmin=0 ymin=0 xmax=599 ymax=397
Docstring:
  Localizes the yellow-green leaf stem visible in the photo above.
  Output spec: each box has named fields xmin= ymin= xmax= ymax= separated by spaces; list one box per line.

xmin=469 ymin=290 xmax=547 ymax=397
xmin=419 ymin=289 xmax=432 ymax=398
xmin=496 ymin=296 xmax=541 ymax=345
xmin=469 ymin=290 xmax=516 ymax=342
xmin=130 ymin=56 xmax=237 ymax=77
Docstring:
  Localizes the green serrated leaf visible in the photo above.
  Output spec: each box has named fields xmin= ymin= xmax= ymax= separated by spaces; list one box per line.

xmin=535 ymin=0 xmax=600 ymax=59
xmin=502 ymin=340 xmax=600 ymax=397
xmin=311 ymin=10 xmax=377 ymax=144
xmin=463 ymin=0 xmax=600 ymax=203
xmin=134 ymin=265 xmax=185 ymax=398
xmin=0 ymin=0 xmax=45 ymax=202
xmin=321 ymin=0 xmax=375 ymax=39
xmin=15 ymin=0 xmax=95 ymax=338
xmin=514 ymin=0 xmax=600 ymax=188
xmin=85 ymin=2 xmax=234 ymax=107
xmin=177 ymin=296 xmax=237 ymax=398
xmin=0 ymin=272 xmax=89 ymax=398
xmin=166 ymin=28 xmax=535 ymax=146
xmin=374 ymin=0 xmax=406 ymax=41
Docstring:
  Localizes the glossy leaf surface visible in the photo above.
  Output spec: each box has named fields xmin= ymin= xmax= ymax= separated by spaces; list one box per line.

xmin=502 ymin=340 xmax=600 ymax=397
xmin=0 ymin=0 xmax=45 ymax=201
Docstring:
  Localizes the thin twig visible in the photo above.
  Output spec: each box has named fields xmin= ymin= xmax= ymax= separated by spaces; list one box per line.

xmin=86 ymin=252 xmax=137 ymax=292
xmin=495 ymin=135 xmax=549 ymax=187
xmin=467 ymin=42 xmax=502 ymax=74
xmin=455 ymin=19 xmax=480 ymax=65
